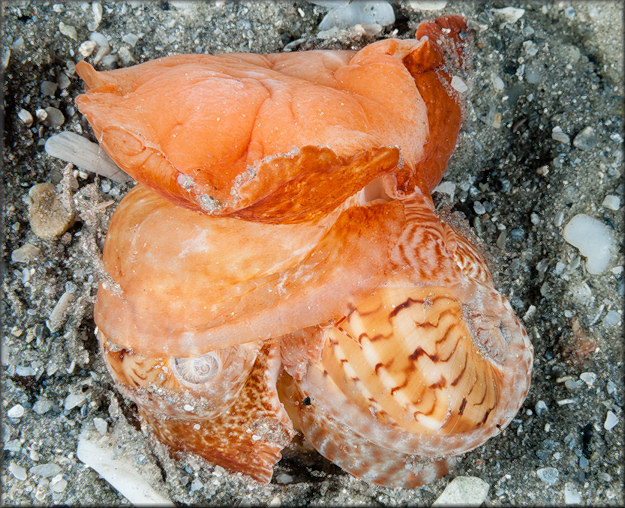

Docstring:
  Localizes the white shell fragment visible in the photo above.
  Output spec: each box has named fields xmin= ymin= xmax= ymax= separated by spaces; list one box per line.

xmin=317 ymin=1 xmax=395 ymax=31
xmin=77 ymin=432 xmax=173 ymax=506
xmin=562 ymin=214 xmax=614 ymax=274
xmin=45 ymin=131 xmax=132 ymax=183
xmin=407 ymin=1 xmax=448 ymax=11
xmin=604 ymin=410 xmax=618 ymax=431
xmin=432 ymin=476 xmax=490 ymax=506
xmin=492 ymin=7 xmax=525 ymax=24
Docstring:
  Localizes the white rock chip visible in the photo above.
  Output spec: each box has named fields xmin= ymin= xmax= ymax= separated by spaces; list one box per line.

xmin=93 ymin=417 xmax=109 ymax=435
xmin=64 ymin=391 xmax=87 ymax=411
xmin=8 ymin=404 xmax=25 ymax=418
xmin=33 ymin=398 xmax=54 ymax=415
xmin=552 ymin=126 xmax=570 ymax=145
xmin=47 ymin=290 xmax=76 ymax=333
xmin=602 ymin=194 xmax=621 ymax=210
xmin=492 ymin=7 xmax=525 ymax=24
xmin=79 ymin=40 xmax=97 ymax=58
xmin=9 ymin=462 xmax=27 ymax=481
xmin=451 ymin=75 xmax=468 ymax=93
xmin=18 ymin=109 xmax=33 ymax=127
xmin=604 ymin=410 xmax=618 ymax=431
xmin=537 ymin=467 xmax=559 ymax=485
xmin=564 ymin=482 xmax=582 ymax=504
xmin=562 ymin=214 xmax=614 ymax=274
xmin=407 ymin=1 xmax=448 ymax=11
xmin=30 ymin=463 xmax=62 ymax=478
xmin=432 ymin=476 xmax=490 ymax=506
xmin=579 ymin=372 xmax=596 ymax=387
xmin=11 ymin=243 xmax=42 ymax=263
xmin=58 ymin=21 xmax=78 ymax=41
xmin=77 ymin=432 xmax=174 ymax=506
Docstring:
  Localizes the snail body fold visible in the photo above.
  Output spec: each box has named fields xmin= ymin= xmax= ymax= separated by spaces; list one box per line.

xmin=79 ymin=15 xmax=533 ymax=487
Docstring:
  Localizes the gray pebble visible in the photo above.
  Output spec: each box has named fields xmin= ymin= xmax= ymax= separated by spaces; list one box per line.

xmin=33 ymin=398 xmax=54 ymax=415
xmin=58 ymin=21 xmax=77 ymax=40
xmin=536 ymin=467 xmax=559 ymax=485
xmin=9 ymin=462 xmax=27 ymax=481
xmin=8 ymin=404 xmax=25 ymax=419
xmin=30 ymin=462 xmax=62 ymax=478
xmin=473 ymin=201 xmax=486 ymax=215
xmin=5 ymin=439 xmax=22 ymax=453
xmin=604 ymin=410 xmax=618 ymax=431
xmin=50 ymin=476 xmax=68 ymax=493
xmin=40 ymin=80 xmax=58 ymax=97
xmin=28 ymin=182 xmax=74 ymax=239
xmin=64 ymin=391 xmax=87 ymax=411
xmin=93 ymin=417 xmax=108 ymax=435
xmin=564 ymin=482 xmax=582 ymax=504
xmin=573 ymin=126 xmax=597 ymax=150
xmin=11 ymin=243 xmax=42 ymax=263
xmin=18 ymin=108 xmax=33 ymax=126
xmin=552 ymin=126 xmax=570 ymax=145
xmin=57 ymin=72 xmax=71 ymax=90
xmin=43 ymin=106 xmax=65 ymax=128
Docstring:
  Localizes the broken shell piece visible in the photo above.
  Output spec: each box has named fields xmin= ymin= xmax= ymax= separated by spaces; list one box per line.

xmin=45 ymin=131 xmax=132 ymax=183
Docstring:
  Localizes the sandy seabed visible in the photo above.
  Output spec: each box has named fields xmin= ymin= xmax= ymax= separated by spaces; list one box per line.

xmin=2 ymin=1 xmax=623 ymax=505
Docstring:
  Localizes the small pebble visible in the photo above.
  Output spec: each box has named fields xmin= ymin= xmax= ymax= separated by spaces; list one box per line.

xmin=79 ymin=40 xmax=97 ymax=58
xmin=579 ymin=372 xmax=596 ymax=387
xmin=58 ymin=21 xmax=78 ymax=41
xmin=8 ymin=404 xmax=25 ymax=419
xmin=603 ymin=310 xmax=621 ymax=327
xmin=33 ymin=398 xmax=54 ymax=415
xmin=451 ymin=76 xmax=468 ymax=93
xmin=93 ymin=417 xmax=108 ymax=435
xmin=43 ymin=107 xmax=65 ymax=128
xmin=564 ymin=482 xmax=582 ymax=504
xmin=275 ymin=473 xmax=293 ymax=484
xmin=47 ymin=290 xmax=76 ymax=333
xmin=604 ymin=411 xmax=618 ymax=431
xmin=11 ymin=243 xmax=41 ymax=263
xmin=552 ymin=126 xmax=570 ymax=145
xmin=30 ymin=463 xmax=62 ymax=478
xmin=28 ymin=182 xmax=75 ymax=240
xmin=58 ymin=72 xmax=71 ymax=90
xmin=9 ymin=462 xmax=27 ymax=481
xmin=536 ymin=467 xmax=559 ymax=485
xmin=602 ymin=194 xmax=621 ymax=210
xmin=5 ymin=439 xmax=22 ymax=453
xmin=473 ymin=201 xmax=486 ymax=215
xmin=563 ymin=214 xmax=613 ymax=275
xmin=492 ymin=75 xmax=504 ymax=91
xmin=40 ymin=80 xmax=58 ymax=97
xmin=18 ymin=108 xmax=33 ymax=127
xmin=408 ymin=1 xmax=448 ymax=10
xmin=189 ymin=478 xmax=203 ymax=492
xmin=64 ymin=391 xmax=87 ymax=411
xmin=573 ymin=126 xmax=597 ymax=151
xmin=50 ymin=476 xmax=68 ymax=493
xmin=117 ymin=46 xmax=135 ymax=65
xmin=492 ymin=6 xmax=525 ymax=23
xmin=122 ymin=33 xmax=141 ymax=47
xmin=432 ymin=476 xmax=490 ymax=506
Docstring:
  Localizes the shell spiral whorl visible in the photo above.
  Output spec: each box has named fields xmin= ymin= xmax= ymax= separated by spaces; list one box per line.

xmin=78 ymin=14 xmax=533 ymax=488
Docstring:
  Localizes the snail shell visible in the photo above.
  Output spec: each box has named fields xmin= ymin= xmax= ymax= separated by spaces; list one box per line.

xmin=77 ymin=14 xmax=534 ymax=488
xmin=279 ymin=192 xmax=533 ymax=487
xmin=100 ymin=331 xmax=293 ymax=483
